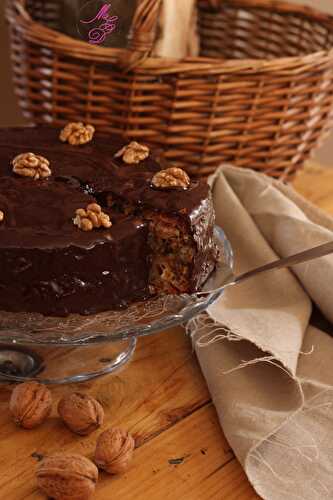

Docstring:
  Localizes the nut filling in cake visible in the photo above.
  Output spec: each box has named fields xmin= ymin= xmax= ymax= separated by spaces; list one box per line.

xmin=0 ymin=127 xmax=218 ymax=316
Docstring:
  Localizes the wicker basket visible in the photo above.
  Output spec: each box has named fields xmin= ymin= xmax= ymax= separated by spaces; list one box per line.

xmin=6 ymin=0 xmax=333 ymax=180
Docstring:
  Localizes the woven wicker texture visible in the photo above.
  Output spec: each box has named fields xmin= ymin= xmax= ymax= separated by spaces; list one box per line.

xmin=6 ymin=0 xmax=333 ymax=180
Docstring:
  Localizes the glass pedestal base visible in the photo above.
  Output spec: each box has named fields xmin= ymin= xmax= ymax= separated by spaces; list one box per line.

xmin=0 ymin=338 xmax=137 ymax=384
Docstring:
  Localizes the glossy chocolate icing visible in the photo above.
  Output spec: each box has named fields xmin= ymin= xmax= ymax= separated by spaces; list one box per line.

xmin=0 ymin=127 xmax=217 ymax=316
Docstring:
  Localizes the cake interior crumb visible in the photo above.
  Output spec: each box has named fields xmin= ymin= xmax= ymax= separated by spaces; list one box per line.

xmin=107 ymin=198 xmax=196 ymax=294
xmin=145 ymin=211 xmax=195 ymax=294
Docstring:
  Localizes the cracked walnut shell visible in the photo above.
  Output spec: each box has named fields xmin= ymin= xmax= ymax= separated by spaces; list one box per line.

xmin=36 ymin=453 xmax=98 ymax=500
xmin=12 ymin=152 xmax=51 ymax=180
xmin=60 ymin=122 xmax=95 ymax=146
xmin=152 ymin=167 xmax=190 ymax=189
xmin=94 ymin=427 xmax=135 ymax=474
xmin=115 ymin=141 xmax=150 ymax=164
xmin=73 ymin=203 xmax=112 ymax=232
xmin=58 ymin=392 xmax=104 ymax=436
xmin=9 ymin=381 xmax=52 ymax=429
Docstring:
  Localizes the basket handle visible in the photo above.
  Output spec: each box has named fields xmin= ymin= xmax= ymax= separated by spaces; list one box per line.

xmin=122 ymin=0 xmax=163 ymax=69
xmin=7 ymin=0 xmax=31 ymax=22
xmin=123 ymin=0 xmax=217 ymax=69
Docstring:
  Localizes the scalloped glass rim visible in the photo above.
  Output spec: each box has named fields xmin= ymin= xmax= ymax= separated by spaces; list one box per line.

xmin=0 ymin=227 xmax=233 ymax=345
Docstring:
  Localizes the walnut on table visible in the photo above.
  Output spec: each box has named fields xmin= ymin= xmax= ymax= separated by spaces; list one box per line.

xmin=9 ymin=381 xmax=52 ymax=429
xmin=36 ymin=453 xmax=98 ymax=500
xmin=12 ymin=152 xmax=51 ymax=180
xmin=94 ymin=427 xmax=135 ymax=475
xmin=73 ymin=203 xmax=112 ymax=232
xmin=58 ymin=392 xmax=104 ymax=436
xmin=60 ymin=122 xmax=95 ymax=146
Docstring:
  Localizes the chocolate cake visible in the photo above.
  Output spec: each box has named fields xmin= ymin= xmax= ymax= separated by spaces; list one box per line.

xmin=0 ymin=126 xmax=218 ymax=316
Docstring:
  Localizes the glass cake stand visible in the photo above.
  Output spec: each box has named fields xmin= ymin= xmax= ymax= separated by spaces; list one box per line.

xmin=0 ymin=227 xmax=233 ymax=384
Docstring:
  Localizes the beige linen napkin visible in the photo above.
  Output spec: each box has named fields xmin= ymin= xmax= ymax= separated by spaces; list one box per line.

xmin=190 ymin=165 xmax=333 ymax=500
xmin=153 ymin=0 xmax=199 ymax=58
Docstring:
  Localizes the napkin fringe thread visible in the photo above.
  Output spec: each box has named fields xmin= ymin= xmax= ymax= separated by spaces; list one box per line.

xmin=188 ymin=314 xmax=312 ymax=376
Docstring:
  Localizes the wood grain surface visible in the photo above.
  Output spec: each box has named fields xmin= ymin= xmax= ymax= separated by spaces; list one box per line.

xmin=1 ymin=164 xmax=332 ymax=500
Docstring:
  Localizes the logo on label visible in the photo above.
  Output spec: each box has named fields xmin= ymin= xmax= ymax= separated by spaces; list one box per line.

xmin=78 ymin=1 xmax=119 ymax=45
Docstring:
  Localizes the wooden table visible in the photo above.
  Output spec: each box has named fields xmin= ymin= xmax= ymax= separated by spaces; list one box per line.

xmin=1 ymin=164 xmax=333 ymax=500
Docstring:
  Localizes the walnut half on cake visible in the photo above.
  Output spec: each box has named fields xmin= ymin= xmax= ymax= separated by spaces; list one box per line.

xmin=0 ymin=127 xmax=218 ymax=316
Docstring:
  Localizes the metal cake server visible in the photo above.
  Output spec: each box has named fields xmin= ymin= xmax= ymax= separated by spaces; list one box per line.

xmin=201 ymin=240 xmax=333 ymax=295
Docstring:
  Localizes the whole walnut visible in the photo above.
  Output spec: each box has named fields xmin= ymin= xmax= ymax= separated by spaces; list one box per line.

xmin=9 ymin=381 xmax=52 ymax=429
xmin=58 ymin=392 xmax=104 ymax=436
xmin=36 ymin=453 xmax=98 ymax=500
xmin=94 ymin=427 xmax=135 ymax=474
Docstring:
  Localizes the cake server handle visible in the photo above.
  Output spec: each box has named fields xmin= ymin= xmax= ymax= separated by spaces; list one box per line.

xmin=200 ymin=240 xmax=333 ymax=295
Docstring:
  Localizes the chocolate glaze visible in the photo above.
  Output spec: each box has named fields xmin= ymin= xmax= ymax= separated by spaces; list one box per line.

xmin=0 ymin=127 xmax=217 ymax=316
